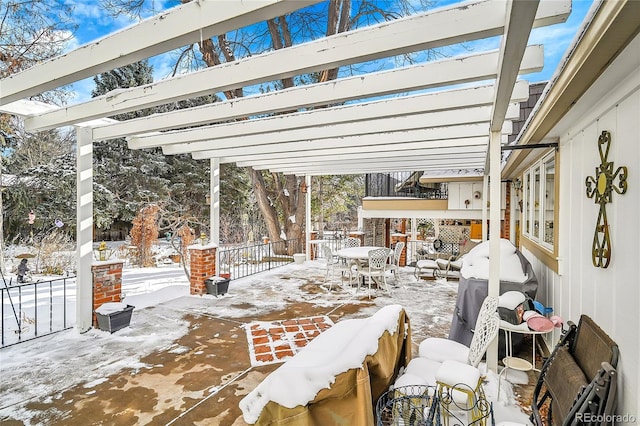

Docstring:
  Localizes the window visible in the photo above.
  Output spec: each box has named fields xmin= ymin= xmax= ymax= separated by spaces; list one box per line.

xmin=522 ymin=150 xmax=555 ymax=251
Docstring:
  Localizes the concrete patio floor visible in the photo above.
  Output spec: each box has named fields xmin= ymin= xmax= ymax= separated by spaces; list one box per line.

xmin=0 ymin=261 xmax=535 ymax=425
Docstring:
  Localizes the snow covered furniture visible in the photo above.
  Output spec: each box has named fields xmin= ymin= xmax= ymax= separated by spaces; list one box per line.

xmin=393 ymin=297 xmax=499 ymax=425
xmin=386 ymin=241 xmax=405 ymax=283
xmin=414 ymin=258 xmax=439 ymax=280
xmin=357 ymin=248 xmax=392 ymax=297
xmin=435 ymin=254 xmax=465 ymax=280
xmin=239 ymin=304 xmax=411 ymax=426
xmin=448 ymin=239 xmax=538 ymax=349
xmin=419 ymin=296 xmax=499 ymax=367
xmin=323 ymin=245 xmax=353 ymax=290
xmin=531 ymin=315 xmax=619 ymax=426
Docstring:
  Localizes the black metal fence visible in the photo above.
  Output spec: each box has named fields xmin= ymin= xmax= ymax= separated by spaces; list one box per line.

xmin=217 ymin=238 xmax=304 ymax=280
xmin=366 ymin=172 xmax=448 ymax=199
xmin=1 ymin=277 xmax=75 ymax=348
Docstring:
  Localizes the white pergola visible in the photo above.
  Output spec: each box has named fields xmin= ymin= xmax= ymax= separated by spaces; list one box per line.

xmin=0 ymin=0 xmax=570 ymax=368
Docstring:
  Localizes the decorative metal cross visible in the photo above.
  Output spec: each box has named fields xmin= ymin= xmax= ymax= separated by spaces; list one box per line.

xmin=585 ymin=131 xmax=628 ymax=268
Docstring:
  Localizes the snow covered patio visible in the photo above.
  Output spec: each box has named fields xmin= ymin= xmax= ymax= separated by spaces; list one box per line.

xmin=0 ymin=261 xmax=533 ymax=425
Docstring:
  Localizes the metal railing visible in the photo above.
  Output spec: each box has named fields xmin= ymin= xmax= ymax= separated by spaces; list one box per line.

xmin=407 ymin=240 xmax=462 ymax=265
xmin=1 ymin=277 xmax=75 ymax=348
xmin=217 ymin=238 xmax=303 ymax=281
xmin=366 ymin=172 xmax=448 ymax=199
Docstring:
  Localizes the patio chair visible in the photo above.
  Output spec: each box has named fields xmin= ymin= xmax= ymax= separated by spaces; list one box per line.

xmin=394 ymin=297 xmax=499 ymax=424
xmin=435 ymin=254 xmax=466 ymax=280
xmin=418 ymin=296 xmax=499 ymax=367
xmin=323 ymin=245 xmax=353 ymax=291
xmin=531 ymin=314 xmax=619 ymax=426
xmin=385 ymin=241 xmax=405 ymax=283
xmin=344 ymin=237 xmax=362 ymax=248
xmin=357 ymin=248 xmax=391 ymax=297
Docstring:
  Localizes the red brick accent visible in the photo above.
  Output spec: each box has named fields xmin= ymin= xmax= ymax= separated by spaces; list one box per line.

xmin=503 ymin=183 xmax=511 ymax=239
xmin=188 ymin=245 xmax=217 ymax=295
xmin=92 ymin=261 xmax=124 ymax=327
xmin=310 ymin=231 xmax=318 ymax=260
xmin=390 ymin=233 xmax=408 ymax=266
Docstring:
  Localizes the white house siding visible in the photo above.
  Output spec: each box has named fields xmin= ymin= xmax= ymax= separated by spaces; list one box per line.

xmin=523 ymin=38 xmax=640 ymax=418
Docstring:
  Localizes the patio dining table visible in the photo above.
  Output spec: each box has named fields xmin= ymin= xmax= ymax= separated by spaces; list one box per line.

xmin=336 ymin=246 xmax=387 ymax=287
xmin=336 ymin=246 xmax=385 ymax=262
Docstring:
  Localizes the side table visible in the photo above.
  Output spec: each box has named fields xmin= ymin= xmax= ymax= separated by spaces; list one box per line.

xmin=497 ymin=320 xmax=551 ymax=398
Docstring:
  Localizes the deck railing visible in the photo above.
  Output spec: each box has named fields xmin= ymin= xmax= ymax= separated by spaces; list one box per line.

xmin=217 ymin=238 xmax=304 ymax=280
xmin=1 ymin=277 xmax=75 ymax=348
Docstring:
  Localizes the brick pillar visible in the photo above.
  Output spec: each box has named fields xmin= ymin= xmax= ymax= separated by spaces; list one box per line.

xmin=349 ymin=231 xmax=365 ymax=246
xmin=390 ymin=233 xmax=408 ymax=266
xmin=310 ymin=231 xmax=318 ymax=260
xmin=503 ymin=182 xmax=511 ymax=239
xmin=188 ymin=244 xmax=217 ymax=295
xmin=92 ymin=260 xmax=124 ymax=327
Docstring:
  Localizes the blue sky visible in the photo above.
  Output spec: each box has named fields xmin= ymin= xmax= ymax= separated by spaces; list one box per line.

xmin=64 ymin=0 xmax=595 ymax=103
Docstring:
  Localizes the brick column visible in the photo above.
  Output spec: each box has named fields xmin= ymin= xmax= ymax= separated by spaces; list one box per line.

xmin=310 ymin=231 xmax=318 ymax=260
xmin=391 ymin=233 xmax=408 ymax=266
xmin=349 ymin=231 xmax=365 ymax=246
xmin=503 ymin=182 xmax=511 ymax=239
xmin=92 ymin=260 xmax=124 ymax=327
xmin=188 ymin=244 xmax=217 ymax=295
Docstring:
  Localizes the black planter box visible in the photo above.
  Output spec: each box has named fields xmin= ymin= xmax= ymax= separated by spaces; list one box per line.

xmin=95 ymin=305 xmax=135 ymax=333
xmin=205 ymin=277 xmax=230 ymax=296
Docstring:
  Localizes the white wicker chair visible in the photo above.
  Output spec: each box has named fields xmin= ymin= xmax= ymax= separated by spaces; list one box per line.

xmin=385 ymin=241 xmax=405 ymax=283
xmin=393 ymin=297 xmax=500 ymax=423
xmin=357 ymin=248 xmax=391 ymax=297
xmin=323 ymin=245 xmax=352 ymax=291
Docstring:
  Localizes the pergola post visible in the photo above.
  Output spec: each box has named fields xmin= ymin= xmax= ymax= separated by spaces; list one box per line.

xmin=486 ymin=130 xmax=503 ymax=372
xmin=76 ymin=126 xmax=94 ymax=332
xmin=210 ymin=158 xmax=220 ymax=271
xmin=482 ymin=175 xmax=489 ymax=241
xmin=305 ymin=175 xmax=311 ymax=260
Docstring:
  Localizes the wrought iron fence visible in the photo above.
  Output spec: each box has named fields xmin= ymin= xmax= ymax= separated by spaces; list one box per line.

xmin=218 ymin=238 xmax=304 ymax=280
xmin=366 ymin=172 xmax=448 ymax=199
xmin=407 ymin=240 xmax=462 ymax=265
xmin=1 ymin=277 xmax=75 ymax=348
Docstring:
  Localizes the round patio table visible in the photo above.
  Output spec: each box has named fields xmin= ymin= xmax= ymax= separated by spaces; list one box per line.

xmin=336 ymin=246 xmax=388 ymax=289
xmin=336 ymin=246 xmax=385 ymax=261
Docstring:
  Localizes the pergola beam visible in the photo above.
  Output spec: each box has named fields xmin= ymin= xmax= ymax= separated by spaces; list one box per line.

xmin=1 ymin=0 xmax=322 ymax=106
xmin=279 ymin=161 xmax=486 ymax=175
xmin=127 ymin=47 xmax=538 ymax=149
xmin=168 ymin=122 xmax=512 ymax=157
xmin=131 ymin=102 xmax=519 ymax=151
xmin=234 ymin=146 xmax=487 ymax=168
xmin=21 ymin=0 xmax=568 ymax=131
xmin=252 ymin=155 xmax=487 ymax=172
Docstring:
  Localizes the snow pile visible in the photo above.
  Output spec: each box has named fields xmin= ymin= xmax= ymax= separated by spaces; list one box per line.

xmin=460 ymin=239 xmax=528 ymax=283
xmin=95 ymin=302 xmax=128 ymax=315
xmin=239 ymin=304 xmax=404 ymax=424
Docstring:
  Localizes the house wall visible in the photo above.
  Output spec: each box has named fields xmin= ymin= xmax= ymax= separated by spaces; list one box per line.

xmin=523 ymin=37 xmax=640 ymax=417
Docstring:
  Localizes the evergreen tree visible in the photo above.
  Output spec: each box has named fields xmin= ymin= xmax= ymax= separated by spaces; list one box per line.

xmin=92 ymin=61 xmax=170 ymax=229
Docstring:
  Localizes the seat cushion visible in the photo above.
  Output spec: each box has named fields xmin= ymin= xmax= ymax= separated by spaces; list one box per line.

xmin=435 ymin=360 xmax=481 ymax=389
xmin=404 ymin=357 xmax=441 ymax=386
xmin=416 ymin=259 xmax=438 ymax=268
xmin=544 ymin=346 xmax=588 ymax=423
xmin=419 ymin=337 xmax=469 ymax=364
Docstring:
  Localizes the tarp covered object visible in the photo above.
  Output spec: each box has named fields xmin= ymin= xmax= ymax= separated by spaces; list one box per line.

xmin=449 ymin=249 xmax=538 ymax=347
xmin=240 ymin=305 xmax=412 ymax=425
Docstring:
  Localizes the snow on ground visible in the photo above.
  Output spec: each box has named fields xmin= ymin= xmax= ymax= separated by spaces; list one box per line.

xmin=0 ymin=259 xmax=531 ymax=424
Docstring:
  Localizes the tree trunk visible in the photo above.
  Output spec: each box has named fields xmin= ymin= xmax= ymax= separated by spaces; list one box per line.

xmin=186 ymin=0 xmax=351 ymax=255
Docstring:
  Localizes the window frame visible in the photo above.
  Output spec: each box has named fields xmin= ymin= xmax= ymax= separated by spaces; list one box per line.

xmin=520 ymin=149 xmax=558 ymax=269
